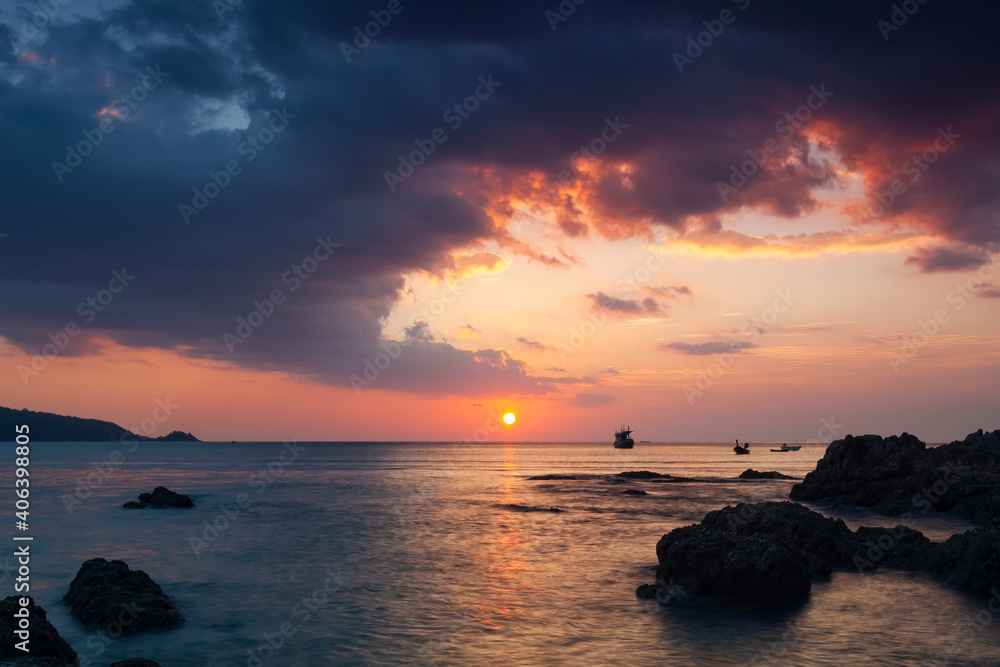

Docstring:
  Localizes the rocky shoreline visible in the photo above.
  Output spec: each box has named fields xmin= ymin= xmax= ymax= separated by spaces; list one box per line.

xmin=638 ymin=429 xmax=1000 ymax=606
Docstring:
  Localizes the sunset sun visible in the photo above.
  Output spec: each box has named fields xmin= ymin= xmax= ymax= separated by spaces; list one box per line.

xmin=503 ymin=412 xmax=516 ymax=425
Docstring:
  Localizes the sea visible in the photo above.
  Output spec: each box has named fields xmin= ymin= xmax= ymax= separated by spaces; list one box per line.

xmin=7 ymin=441 xmax=1000 ymax=667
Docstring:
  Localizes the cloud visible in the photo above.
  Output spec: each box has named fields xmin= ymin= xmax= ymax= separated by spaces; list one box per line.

xmin=976 ymin=283 xmax=1000 ymax=298
xmin=516 ymin=337 xmax=549 ymax=351
xmin=905 ymin=245 xmax=989 ymax=273
xmin=404 ymin=320 xmax=435 ymax=343
xmin=1 ymin=0 xmax=998 ymax=399
xmin=567 ymin=392 xmax=615 ymax=407
xmin=660 ymin=341 xmax=757 ymax=355
xmin=587 ymin=292 xmax=664 ymax=315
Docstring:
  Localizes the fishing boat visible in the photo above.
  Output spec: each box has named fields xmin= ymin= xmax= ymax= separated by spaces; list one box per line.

xmin=734 ymin=439 xmax=750 ymax=455
xmin=614 ymin=426 xmax=634 ymax=449
xmin=770 ymin=443 xmax=801 ymax=452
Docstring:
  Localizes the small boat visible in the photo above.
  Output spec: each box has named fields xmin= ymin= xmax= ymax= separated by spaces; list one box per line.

xmin=770 ymin=448 xmax=789 ymax=452
xmin=734 ymin=440 xmax=750 ymax=455
xmin=614 ymin=426 xmax=635 ymax=449
xmin=772 ymin=443 xmax=801 ymax=451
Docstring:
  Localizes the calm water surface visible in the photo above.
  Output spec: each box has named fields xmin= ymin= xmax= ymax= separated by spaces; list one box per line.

xmin=7 ymin=442 xmax=1000 ymax=666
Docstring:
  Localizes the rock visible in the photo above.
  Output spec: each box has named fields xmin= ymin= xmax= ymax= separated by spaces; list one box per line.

xmin=63 ymin=559 xmax=184 ymax=632
xmin=110 ymin=660 xmax=163 ymax=667
xmin=653 ymin=523 xmax=812 ymax=605
xmin=925 ymin=518 xmax=1000 ymax=594
xmin=527 ymin=474 xmax=577 ymax=480
xmin=123 ymin=486 xmax=194 ymax=509
xmin=617 ymin=471 xmax=669 ymax=479
xmin=0 ymin=596 xmax=79 ymax=666
xmin=698 ymin=501 xmax=858 ymax=576
xmin=498 ymin=504 xmax=562 ymax=513
xmin=790 ymin=429 xmax=1000 ymax=523
xmin=641 ymin=501 xmax=863 ymax=605
xmin=853 ymin=525 xmax=932 ymax=570
xmin=622 ymin=489 xmax=648 ymax=495
xmin=739 ymin=469 xmax=795 ymax=480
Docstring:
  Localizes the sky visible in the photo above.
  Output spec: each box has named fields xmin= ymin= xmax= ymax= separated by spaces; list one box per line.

xmin=0 ymin=0 xmax=997 ymax=442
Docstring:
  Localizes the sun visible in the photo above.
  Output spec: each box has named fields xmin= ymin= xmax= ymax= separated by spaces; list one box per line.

xmin=503 ymin=412 xmax=516 ymax=425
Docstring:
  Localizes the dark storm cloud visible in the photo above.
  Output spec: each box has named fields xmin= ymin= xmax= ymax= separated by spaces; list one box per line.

xmin=905 ymin=245 xmax=989 ymax=273
xmin=1 ymin=0 xmax=997 ymax=394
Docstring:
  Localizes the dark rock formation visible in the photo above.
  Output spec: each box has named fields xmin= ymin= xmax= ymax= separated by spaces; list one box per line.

xmin=110 ymin=659 xmax=163 ymax=667
xmin=622 ymin=489 xmax=648 ymax=495
xmin=790 ymin=429 xmax=1000 ymax=523
xmin=527 ymin=474 xmax=577 ymax=480
xmin=641 ymin=501 xmax=857 ymax=605
xmin=652 ymin=521 xmax=812 ymax=605
xmin=498 ymin=504 xmax=562 ymax=513
xmin=63 ymin=559 xmax=184 ymax=632
xmin=0 ymin=596 xmax=79 ymax=666
xmin=854 ymin=525 xmax=931 ymax=570
xmin=698 ymin=501 xmax=857 ymax=576
xmin=153 ymin=430 xmax=199 ymax=442
xmin=739 ymin=469 xmax=795 ymax=479
xmin=925 ymin=519 xmax=1000 ymax=594
xmin=617 ymin=471 xmax=669 ymax=479
xmin=123 ymin=486 xmax=194 ymax=509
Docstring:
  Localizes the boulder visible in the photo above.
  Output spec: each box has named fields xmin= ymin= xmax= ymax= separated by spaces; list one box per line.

xmin=790 ymin=429 xmax=1000 ymax=523
xmin=123 ymin=486 xmax=194 ymax=509
xmin=652 ymin=523 xmax=812 ymax=605
xmin=739 ymin=469 xmax=795 ymax=479
xmin=0 ymin=596 xmax=79 ymax=666
xmin=63 ymin=559 xmax=184 ymax=633
xmin=925 ymin=518 xmax=1000 ymax=594
xmin=853 ymin=525 xmax=932 ymax=570
xmin=640 ymin=501 xmax=859 ymax=605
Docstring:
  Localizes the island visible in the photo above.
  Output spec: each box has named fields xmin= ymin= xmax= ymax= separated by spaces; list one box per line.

xmin=0 ymin=405 xmax=200 ymax=442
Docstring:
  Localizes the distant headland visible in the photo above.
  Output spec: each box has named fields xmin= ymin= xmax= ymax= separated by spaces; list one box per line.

xmin=0 ymin=405 xmax=200 ymax=442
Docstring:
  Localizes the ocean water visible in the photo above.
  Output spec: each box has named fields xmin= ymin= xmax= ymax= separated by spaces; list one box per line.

xmin=7 ymin=441 xmax=1000 ymax=667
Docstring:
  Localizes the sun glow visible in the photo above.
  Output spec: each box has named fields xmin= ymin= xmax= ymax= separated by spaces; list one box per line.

xmin=503 ymin=412 xmax=516 ymax=425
